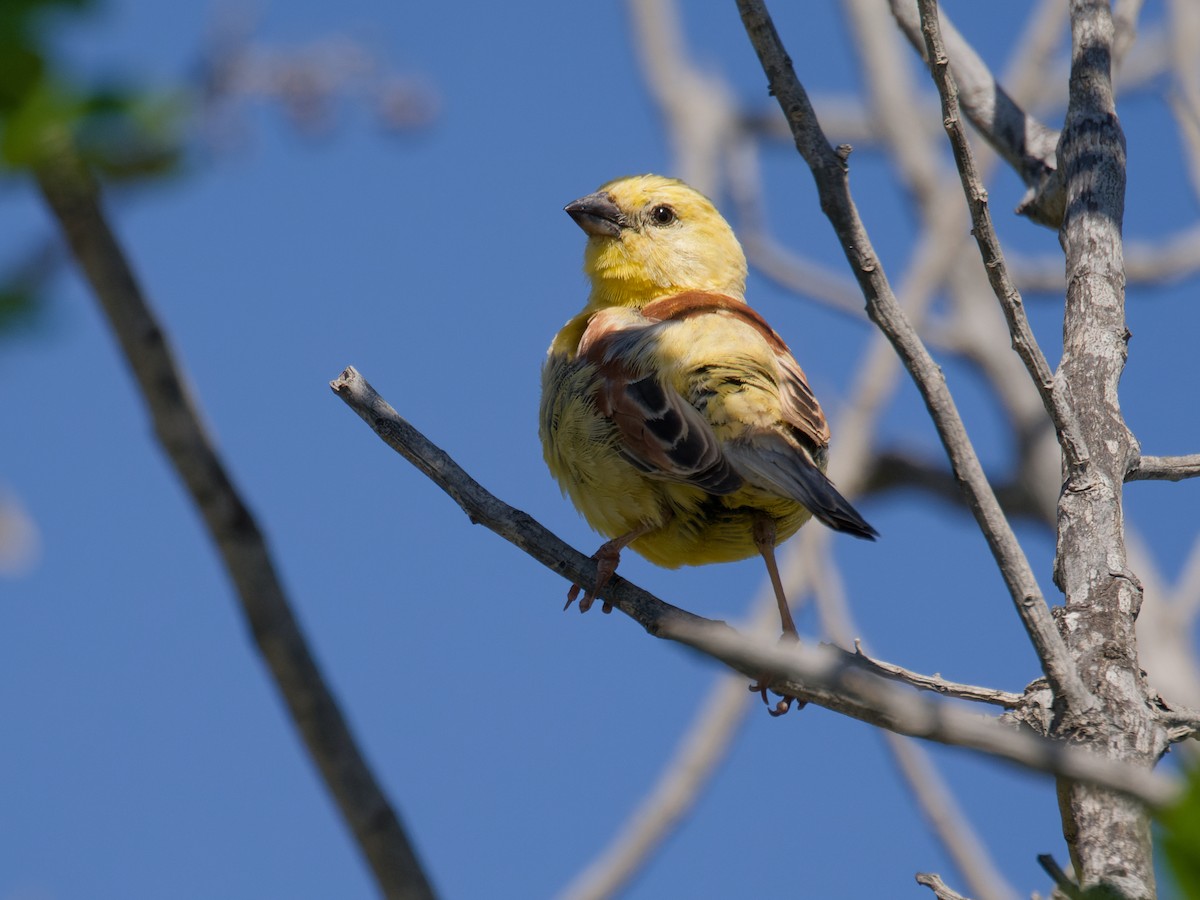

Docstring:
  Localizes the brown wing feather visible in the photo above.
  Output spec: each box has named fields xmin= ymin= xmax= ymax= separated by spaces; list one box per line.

xmin=578 ymin=308 xmax=743 ymax=495
xmin=643 ymin=291 xmax=830 ymax=451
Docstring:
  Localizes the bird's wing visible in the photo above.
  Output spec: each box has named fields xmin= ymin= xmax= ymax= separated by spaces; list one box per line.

xmin=641 ymin=292 xmax=830 ymax=452
xmin=642 ymin=292 xmax=876 ymax=540
xmin=577 ymin=306 xmax=743 ymax=494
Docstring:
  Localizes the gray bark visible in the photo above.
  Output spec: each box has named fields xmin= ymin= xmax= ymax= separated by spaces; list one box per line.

xmin=1054 ymin=2 xmax=1170 ymax=896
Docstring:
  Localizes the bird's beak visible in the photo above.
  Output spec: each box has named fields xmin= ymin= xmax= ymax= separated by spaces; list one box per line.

xmin=565 ymin=191 xmax=626 ymax=237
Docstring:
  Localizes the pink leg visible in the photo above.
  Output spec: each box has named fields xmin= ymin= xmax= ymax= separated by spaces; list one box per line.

xmin=566 ymin=522 xmax=656 ymax=614
xmin=748 ymin=514 xmax=803 ymax=716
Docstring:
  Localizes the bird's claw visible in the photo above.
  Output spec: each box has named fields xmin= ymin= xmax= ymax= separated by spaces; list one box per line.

xmin=749 ymin=678 xmax=804 ymax=717
xmin=564 ymin=584 xmax=613 ymax=614
xmin=564 ymin=582 xmax=586 ymax=612
xmin=564 ymin=544 xmax=623 ymax=614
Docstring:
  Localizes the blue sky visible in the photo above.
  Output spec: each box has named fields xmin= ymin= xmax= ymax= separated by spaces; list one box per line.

xmin=3 ymin=1 xmax=1199 ymax=898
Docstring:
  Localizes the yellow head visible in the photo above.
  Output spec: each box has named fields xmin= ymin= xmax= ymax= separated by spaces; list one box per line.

xmin=565 ymin=174 xmax=748 ymax=309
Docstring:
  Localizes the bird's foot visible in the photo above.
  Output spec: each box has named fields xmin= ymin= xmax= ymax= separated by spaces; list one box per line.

xmin=748 ymin=681 xmax=797 ymax=717
xmin=564 ymin=540 xmax=624 ymax=614
xmin=749 ymin=631 xmax=805 ymax=717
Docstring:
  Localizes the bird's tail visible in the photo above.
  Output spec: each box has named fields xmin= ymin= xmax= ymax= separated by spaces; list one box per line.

xmin=730 ymin=441 xmax=878 ymax=540
xmin=796 ymin=466 xmax=878 ymax=540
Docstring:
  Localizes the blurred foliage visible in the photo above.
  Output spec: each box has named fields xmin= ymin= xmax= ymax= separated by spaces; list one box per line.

xmin=0 ymin=0 xmax=184 ymax=337
xmin=0 ymin=0 xmax=433 ymax=338
xmin=0 ymin=281 xmax=42 ymax=333
xmin=1159 ymin=761 xmax=1200 ymax=899
xmin=0 ymin=0 xmax=183 ymax=177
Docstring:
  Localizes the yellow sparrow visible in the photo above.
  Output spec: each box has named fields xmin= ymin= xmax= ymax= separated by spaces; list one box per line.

xmin=539 ymin=174 xmax=875 ymax=655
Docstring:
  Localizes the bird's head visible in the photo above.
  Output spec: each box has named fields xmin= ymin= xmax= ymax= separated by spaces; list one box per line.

xmin=566 ymin=174 xmax=748 ymax=309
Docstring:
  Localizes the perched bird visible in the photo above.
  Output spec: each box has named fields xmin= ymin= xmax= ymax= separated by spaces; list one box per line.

xmin=540 ymin=175 xmax=875 ymax=692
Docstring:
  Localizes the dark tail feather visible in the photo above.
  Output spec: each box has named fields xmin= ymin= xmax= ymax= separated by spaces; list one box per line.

xmin=730 ymin=442 xmax=878 ymax=540
xmin=801 ymin=468 xmax=878 ymax=540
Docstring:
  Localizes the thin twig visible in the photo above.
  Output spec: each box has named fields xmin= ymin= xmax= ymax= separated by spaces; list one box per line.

xmin=726 ymin=136 xmax=869 ymax=319
xmin=852 ymin=641 xmax=1022 ymax=708
xmin=329 ymin=366 xmax=1179 ymax=809
xmin=916 ymin=0 xmax=1090 ymax=477
xmin=1112 ymin=0 xmax=1147 ymax=66
xmin=34 ymin=148 xmax=438 ymax=900
xmin=624 ymin=0 xmax=734 ymax=195
xmin=1125 ymin=534 xmax=1200 ymax=741
xmin=1010 ymin=224 xmax=1200 ymax=294
xmin=862 ymin=449 xmax=1051 ymax=526
xmin=1126 ymin=454 xmax=1200 ymax=482
xmin=758 ymin=30 xmax=1022 ymax=882
xmin=887 ymin=0 xmax=1064 ymax=226
xmin=734 ymin=0 xmax=1094 ymax=715
xmin=1036 ymin=854 xmax=1084 ymax=900
xmin=916 ymin=872 xmax=974 ymax=900
xmin=1167 ymin=0 xmax=1200 ymax=200
xmin=670 ymin=618 xmax=1176 ymax=808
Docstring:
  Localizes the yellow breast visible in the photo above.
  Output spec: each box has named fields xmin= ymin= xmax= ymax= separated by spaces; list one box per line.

xmin=539 ymin=338 xmax=812 ymax=569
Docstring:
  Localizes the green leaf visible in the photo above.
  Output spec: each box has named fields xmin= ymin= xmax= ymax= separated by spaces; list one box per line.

xmin=0 ymin=76 xmax=80 ymax=167
xmin=0 ymin=0 xmax=183 ymax=179
xmin=1158 ymin=762 xmax=1200 ymax=899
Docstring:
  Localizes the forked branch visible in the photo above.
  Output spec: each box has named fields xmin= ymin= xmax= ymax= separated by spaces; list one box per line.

xmin=330 ymin=366 xmax=1177 ymax=809
xmin=733 ymin=0 xmax=1093 ymax=714
xmin=916 ymin=0 xmax=1090 ymax=477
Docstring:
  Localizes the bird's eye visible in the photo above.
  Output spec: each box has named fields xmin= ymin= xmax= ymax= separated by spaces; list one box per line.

xmin=649 ymin=204 xmax=677 ymax=226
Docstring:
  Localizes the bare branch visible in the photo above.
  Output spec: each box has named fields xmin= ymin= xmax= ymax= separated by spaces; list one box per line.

xmin=852 ymin=641 xmax=1022 ymax=708
xmin=1054 ymin=0 xmax=1164 ymax=892
xmin=1112 ymin=0 xmax=1147 ymax=66
xmin=624 ymin=0 xmax=733 ymax=195
xmin=741 ymin=95 xmax=887 ymax=148
xmin=1129 ymin=532 xmax=1200 ymax=725
xmin=725 ymin=137 xmax=869 ymax=319
xmin=887 ymin=0 xmax=1064 ymax=226
xmin=1159 ymin=705 xmax=1200 ymax=743
xmin=863 ymin=448 xmax=1052 ymax=526
xmin=672 ymin=619 xmax=1176 ymax=808
xmin=1010 ymin=224 xmax=1200 ymax=294
xmin=1167 ymin=0 xmax=1200 ymax=199
xmin=734 ymin=0 xmax=1094 ymax=714
xmin=1126 ymin=454 xmax=1200 ymax=482
xmin=1005 ymin=0 xmax=1071 ymax=107
xmin=916 ymin=0 xmax=1090 ymax=476
xmin=843 ymin=0 xmax=942 ymax=201
xmin=34 ymin=148 xmax=438 ymax=900
xmin=1037 ymin=854 xmax=1085 ymax=900
xmin=916 ymin=872 xmax=974 ymax=900
xmin=329 ymin=366 xmax=1180 ymax=809
xmin=756 ymin=49 xmax=1023 ymax=884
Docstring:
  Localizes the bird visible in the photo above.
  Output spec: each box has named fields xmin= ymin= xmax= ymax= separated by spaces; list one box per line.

xmin=539 ymin=174 xmax=876 ymax=710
